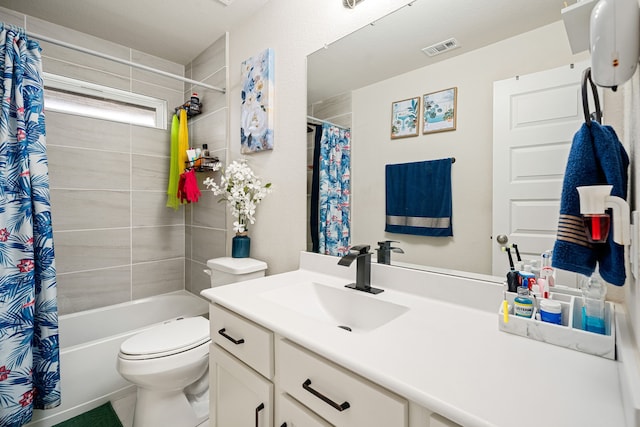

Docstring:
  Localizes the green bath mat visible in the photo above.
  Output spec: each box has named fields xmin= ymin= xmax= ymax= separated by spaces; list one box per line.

xmin=53 ymin=402 xmax=124 ymax=427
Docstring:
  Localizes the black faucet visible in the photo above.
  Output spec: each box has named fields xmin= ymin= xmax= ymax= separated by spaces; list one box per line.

xmin=376 ymin=240 xmax=404 ymax=265
xmin=338 ymin=245 xmax=384 ymax=294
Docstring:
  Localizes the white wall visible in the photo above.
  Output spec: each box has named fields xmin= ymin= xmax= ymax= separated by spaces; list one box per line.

xmin=351 ymin=22 xmax=589 ymax=274
xmin=624 ymin=70 xmax=640 ymax=347
xmin=228 ymin=0 xmax=412 ymax=274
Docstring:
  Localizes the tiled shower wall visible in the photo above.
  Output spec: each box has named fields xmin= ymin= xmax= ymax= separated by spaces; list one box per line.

xmin=0 ymin=7 xmax=228 ymax=314
xmin=184 ymin=36 xmax=229 ymax=297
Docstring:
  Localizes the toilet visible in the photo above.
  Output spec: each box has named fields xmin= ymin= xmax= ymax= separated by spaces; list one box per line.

xmin=117 ymin=257 xmax=267 ymax=427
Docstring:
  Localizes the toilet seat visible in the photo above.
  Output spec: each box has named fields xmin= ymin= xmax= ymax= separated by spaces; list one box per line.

xmin=120 ymin=316 xmax=210 ymax=360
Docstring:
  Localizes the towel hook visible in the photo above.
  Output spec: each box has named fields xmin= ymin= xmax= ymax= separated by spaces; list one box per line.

xmin=582 ymin=67 xmax=602 ymax=126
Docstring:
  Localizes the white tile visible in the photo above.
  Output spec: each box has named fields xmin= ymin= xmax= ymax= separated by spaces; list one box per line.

xmin=54 ymin=229 xmax=131 ymax=274
xmin=132 ymin=225 xmax=185 ymax=263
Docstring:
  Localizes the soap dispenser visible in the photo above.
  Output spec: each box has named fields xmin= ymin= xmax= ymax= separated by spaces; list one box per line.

xmin=576 ymin=185 xmax=629 ymax=245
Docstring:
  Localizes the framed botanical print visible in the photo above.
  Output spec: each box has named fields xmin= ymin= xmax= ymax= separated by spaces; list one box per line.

xmin=423 ymin=87 xmax=457 ymax=134
xmin=391 ymin=97 xmax=420 ymax=139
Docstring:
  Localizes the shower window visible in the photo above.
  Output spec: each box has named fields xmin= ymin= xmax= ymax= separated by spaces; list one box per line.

xmin=43 ymin=73 xmax=167 ymax=129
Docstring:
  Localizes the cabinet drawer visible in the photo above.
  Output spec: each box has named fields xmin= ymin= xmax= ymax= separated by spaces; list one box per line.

xmin=276 ymin=393 xmax=332 ymax=427
xmin=210 ymin=304 xmax=274 ymax=379
xmin=277 ymin=339 xmax=407 ymax=427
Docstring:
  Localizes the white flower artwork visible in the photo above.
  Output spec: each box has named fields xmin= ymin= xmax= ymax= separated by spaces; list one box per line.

xmin=240 ymin=48 xmax=274 ymax=153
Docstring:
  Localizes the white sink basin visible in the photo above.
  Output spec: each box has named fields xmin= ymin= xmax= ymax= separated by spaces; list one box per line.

xmin=259 ymin=282 xmax=409 ymax=333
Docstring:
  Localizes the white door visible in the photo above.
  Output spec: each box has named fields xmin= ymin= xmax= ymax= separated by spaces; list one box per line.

xmin=492 ymin=61 xmax=597 ymax=283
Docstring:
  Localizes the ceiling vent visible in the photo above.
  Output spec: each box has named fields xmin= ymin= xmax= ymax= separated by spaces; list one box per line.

xmin=421 ymin=38 xmax=461 ymax=57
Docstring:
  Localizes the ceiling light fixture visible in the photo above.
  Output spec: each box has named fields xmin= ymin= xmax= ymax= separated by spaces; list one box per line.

xmin=343 ymin=0 xmax=365 ymax=9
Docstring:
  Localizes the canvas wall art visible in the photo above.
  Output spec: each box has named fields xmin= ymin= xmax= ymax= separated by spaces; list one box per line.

xmin=241 ymin=48 xmax=274 ymax=153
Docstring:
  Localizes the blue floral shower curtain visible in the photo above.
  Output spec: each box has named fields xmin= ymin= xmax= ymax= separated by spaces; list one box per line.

xmin=0 ymin=24 xmax=60 ymax=427
xmin=318 ymin=123 xmax=351 ymax=256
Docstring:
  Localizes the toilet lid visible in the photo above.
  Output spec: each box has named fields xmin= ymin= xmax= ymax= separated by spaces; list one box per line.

xmin=120 ymin=316 xmax=210 ymax=358
xmin=206 ymin=257 xmax=267 ymax=274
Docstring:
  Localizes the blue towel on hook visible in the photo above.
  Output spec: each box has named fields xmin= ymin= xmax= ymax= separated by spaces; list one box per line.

xmin=552 ymin=121 xmax=629 ymax=286
xmin=385 ymin=158 xmax=453 ymax=237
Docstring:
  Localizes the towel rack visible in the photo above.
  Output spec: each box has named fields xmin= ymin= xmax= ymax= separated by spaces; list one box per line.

xmin=582 ymin=67 xmax=602 ymax=126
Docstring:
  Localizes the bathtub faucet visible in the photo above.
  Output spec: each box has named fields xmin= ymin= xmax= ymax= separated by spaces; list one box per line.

xmin=338 ymin=244 xmax=383 ymax=294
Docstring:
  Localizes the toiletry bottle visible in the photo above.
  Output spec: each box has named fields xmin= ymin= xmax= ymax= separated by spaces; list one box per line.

xmin=513 ymin=285 xmax=533 ymax=318
xmin=581 ymin=274 xmax=607 ymax=334
xmin=539 ymin=299 xmax=562 ymax=325
xmin=190 ymin=92 xmax=200 ymax=114
xmin=518 ymin=271 xmax=536 ymax=291
xmin=202 ymin=143 xmax=209 ymax=157
xmin=194 ymin=147 xmax=202 ymax=168
xmin=540 ymin=250 xmax=555 ymax=286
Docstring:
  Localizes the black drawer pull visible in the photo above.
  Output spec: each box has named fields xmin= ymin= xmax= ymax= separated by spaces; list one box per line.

xmin=218 ymin=328 xmax=245 ymax=345
xmin=255 ymin=402 xmax=265 ymax=427
xmin=280 ymin=423 xmax=287 ymax=427
xmin=302 ymin=378 xmax=350 ymax=411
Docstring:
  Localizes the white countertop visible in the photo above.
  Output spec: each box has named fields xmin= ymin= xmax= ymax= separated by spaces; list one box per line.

xmin=201 ymin=252 xmax=628 ymax=427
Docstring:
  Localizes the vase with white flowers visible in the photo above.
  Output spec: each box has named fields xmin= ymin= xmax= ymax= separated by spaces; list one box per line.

xmin=203 ymin=159 xmax=272 ymax=258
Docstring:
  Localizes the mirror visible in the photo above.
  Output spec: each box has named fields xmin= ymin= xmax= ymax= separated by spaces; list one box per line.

xmin=307 ymin=0 xmax=585 ymax=280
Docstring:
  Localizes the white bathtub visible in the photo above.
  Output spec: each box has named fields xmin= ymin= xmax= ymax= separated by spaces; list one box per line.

xmin=26 ymin=290 xmax=209 ymax=427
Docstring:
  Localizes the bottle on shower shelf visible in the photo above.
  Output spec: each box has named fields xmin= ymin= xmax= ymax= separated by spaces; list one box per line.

xmin=190 ymin=92 xmax=201 ymax=115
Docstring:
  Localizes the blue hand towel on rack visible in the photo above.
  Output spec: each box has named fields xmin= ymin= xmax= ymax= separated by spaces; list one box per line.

xmin=552 ymin=121 xmax=629 ymax=286
xmin=385 ymin=158 xmax=453 ymax=237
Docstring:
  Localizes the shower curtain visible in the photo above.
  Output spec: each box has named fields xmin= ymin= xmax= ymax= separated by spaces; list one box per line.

xmin=315 ymin=123 xmax=351 ymax=256
xmin=0 ymin=24 xmax=60 ymax=427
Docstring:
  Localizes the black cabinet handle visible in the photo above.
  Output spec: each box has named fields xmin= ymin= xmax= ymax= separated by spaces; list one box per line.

xmin=218 ymin=328 xmax=245 ymax=345
xmin=302 ymin=378 xmax=350 ymax=411
xmin=255 ymin=402 xmax=265 ymax=427
xmin=280 ymin=423 xmax=287 ymax=427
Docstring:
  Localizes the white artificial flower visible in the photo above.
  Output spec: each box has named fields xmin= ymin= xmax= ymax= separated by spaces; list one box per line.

xmin=203 ymin=159 xmax=272 ymax=234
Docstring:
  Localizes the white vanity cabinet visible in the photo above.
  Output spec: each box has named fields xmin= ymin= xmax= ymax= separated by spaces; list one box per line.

xmin=209 ymin=302 xmax=459 ymax=427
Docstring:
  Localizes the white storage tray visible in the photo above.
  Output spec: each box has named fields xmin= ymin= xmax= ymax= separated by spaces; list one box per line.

xmin=498 ymin=290 xmax=615 ymax=360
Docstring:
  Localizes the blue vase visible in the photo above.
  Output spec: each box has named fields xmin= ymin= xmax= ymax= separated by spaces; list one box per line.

xmin=232 ymin=234 xmax=251 ymax=258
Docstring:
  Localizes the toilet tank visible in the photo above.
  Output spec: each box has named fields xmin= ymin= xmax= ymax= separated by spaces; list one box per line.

xmin=206 ymin=257 xmax=268 ymax=288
